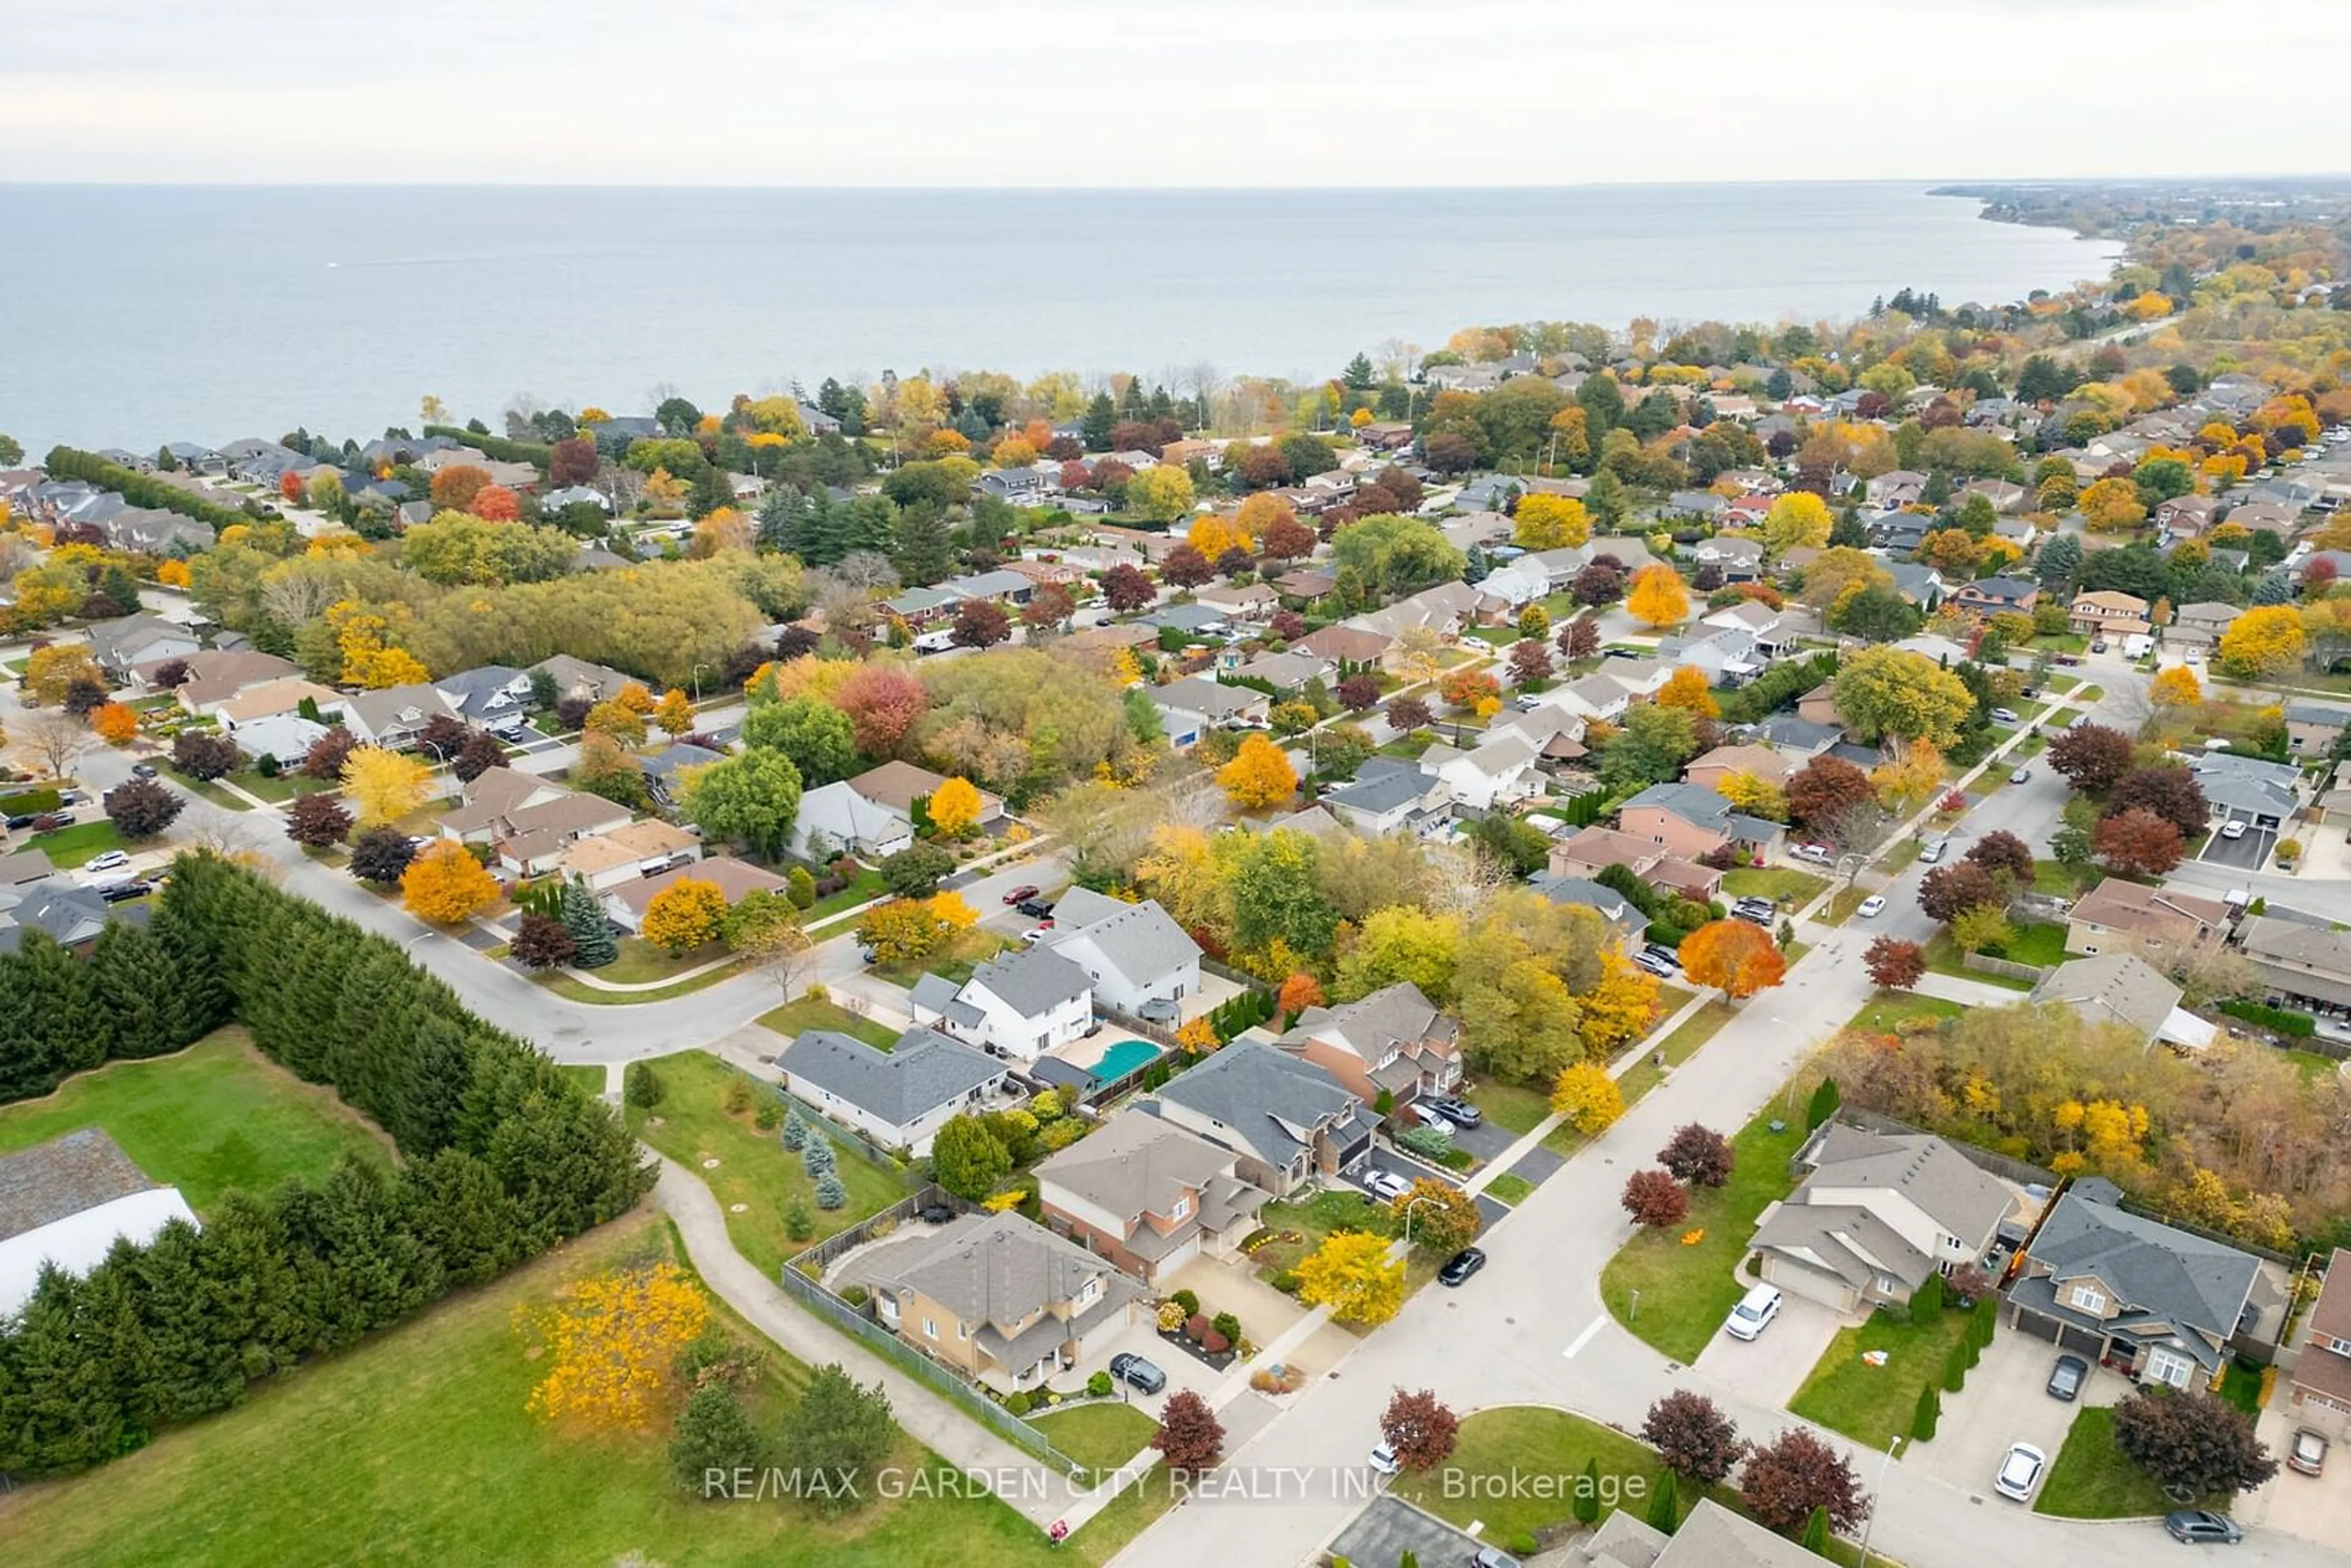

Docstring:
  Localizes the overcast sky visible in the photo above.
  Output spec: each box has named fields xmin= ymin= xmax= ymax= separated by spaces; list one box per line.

xmin=5 ymin=0 xmax=2348 ymax=186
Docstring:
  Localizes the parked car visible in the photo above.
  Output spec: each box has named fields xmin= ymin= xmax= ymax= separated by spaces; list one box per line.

xmin=1993 ymin=1442 xmax=2047 ymax=1502
xmin=1723 ymin=1283 xmax=1782 ymax=1341
xmin=1730 ymin=904 xmax=1774 ymax=928
xmin=2091 ymin=639 xmax=2109 ymax=653
xmin=1108 ymin=1353 xmax=1166 ymax=1396
xmin=2162 ymin=1510 xmax=2241 ymax=1545
xmin=1471 ymin=1548 xmax=1520 ymax=1568
xmin=2009 ymin=767 xmax=2031 ymax=785
xmin=96 ymin=880 xmax=151 ymax=904
xmin=1001 ymin=885 xmax=1040 ymax=906
xmin=2045 ymin=1354 xmax=2088 ymax=1401
xmin=1438 ymin=1247 xmax=1487 ymax=1287
xmin=1633 ymin=951 xmax=1676 ymax=978
xmin=1020 ymin=927 xmax=1052 ymax=947
xmin=1791 ymin=842 xmax=1835 ymax=864
xmin=1421 ymin=1095 xmax=1482 ymax=1130
xmin=2289 ymin=1427 xmax=2329 ymax=1477
xmin=2221 ymin=820 xmax=2248 ymax=841
xmin=56 ymin=789 xmax=87 ymax=805
xmin=2054 ymin=653 xmax=2083 ymax=666
xmin=1014 ymin=898 xmax=1054 ymax=920
xmin=1856 ymin=895 xmax=1886 ymax=918
xmin=85 ymin=850 xmax=131 ymax=873
xmin=129 ymin=762 xmax=158 ymax=779
xmin=1990 ymin=707 xmax=2021 ymax=725
xmin=1401 ymin=1101 xmax=1451 ymax=1130
xmin=1641 ymin=944 xmax=1682 ymax=972
xmin=1360 ymin=1166 xmax=1413 ymax=1202
xmin=2 ymin=814 xmax=34 ymax=831
xmin=917 ymin=1204 xmax=955 ymax=1225
xmin=1918 ymin=837 xmax=1948 ymax=863
xmin=1367 ymin=1441 xmax=1400 ymax=1477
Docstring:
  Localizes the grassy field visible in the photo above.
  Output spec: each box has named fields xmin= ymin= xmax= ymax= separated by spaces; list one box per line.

xmin=1790 ymin=1305 xmax=1975 ymax=1452
xmin=25 ymin=817 xmax=126 ymax=868
xmin=0 ymin=1028 xmax=391 ymax=1212
xmin=1723 ymin=868 xmax=1829 ymax=906
xmin=0 ymin=1212 xmax=1075 ymax=1567
xmin=1848 ymin=991 xmax=1965 ymax=1033
xmin=628 ymin=1049 xmax=912 ymax=1278
xmin=1600 ymin=1100 xmax=1813 ymax=1362
xmin=1485 ymin=1172 xmax=1537 ymax=1205
xmin=2035 ymin=1405 xmax=2175 ymax=1518
xmin=1611 ymin=1000 xmax=1738 ymax=1109
xmin=803 ymin=864 xmax=890 ymax=926
xmin=1029 ymin=1403 xmax=1158 ymax=1479
xmin=1921 ymin=932 xmax=2036 ymax=991
xmin=596 ymin=936 xmax=730 ymax=986
xmin=1465 ymin=1078 xmax=1553 ymax=1135
xmin=757 ymin=995 xmax=900 ymax=1051
xmin=1393 ymin=1406 xmax=1668 ymax=1550
xmin=557 ymin=1063 xmax=609 ymax=1095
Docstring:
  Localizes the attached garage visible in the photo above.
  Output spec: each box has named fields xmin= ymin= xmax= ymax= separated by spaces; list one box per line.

xmin=1760 ymin=1253 xmax=1863 ymax=1315
xmin=2009 ymin=1302 xmax=2105 ymax=1359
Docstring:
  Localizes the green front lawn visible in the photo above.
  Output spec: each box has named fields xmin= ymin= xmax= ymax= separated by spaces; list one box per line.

xmin=596 ymin=936 xmax=730 ymax=986
xmin=1485 ymin=1172 xmax=1536 ymax=1205
xmin=1600 ymin=1102 xmax=1812 ymax=1362
xmin=0 ymin=1212 xmax=1071 ymax=1568
xmin=873 ymin=928 xmax=1011 ymax=989
xmin=628 ymin=1049 xmax=913 ymax=1279
xmin=224 ymin=768 xmax=332 ymax=803
xmin=1999 ymin=921 xmax=2073 ymax=968
xmin=1030 ymin=1403 xmax=1158 ymax=1479
xmin=1250 ymin=1188 xmax=1397 ymax=1283
xmin=1393 ymin=1406 xmax=1667 ymax=1550
xmin=1723 ymin=868 xmax=1829 ymax=906
xmin=0 ymin=1027 xmax=391 ymax=1213
xmin=25 ymin=817 xmax=126 ymax=868
xmin=803 ymin=863 xmax=890 ymax=926
xmin=757 ymin=995 xmax=900 ymax=1051
xmin=557 ymin=1063 xmax=608 ymax=1095
xmin=1848 ymin=991 xmax=1965 ymax=1033
xmin=1790 ymin=1305 xmax=1974 ymax=1451
xmin=1465 ymin=1078 xmax=1554 ymax=1136
xmin=1611 ymin=1000 xmax=1739 ymax=1111
xmin=2035 ymin=1405 xmax=2177 ymax=1519
xmin=1921 ymin=931 xmax=2036 ymax=991
xmin=2033 ymin=858 xmax=2098 ymax=898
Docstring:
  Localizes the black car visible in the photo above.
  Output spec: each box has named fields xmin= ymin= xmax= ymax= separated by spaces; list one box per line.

xmin=129 ymin=762 xmax=158 ymax=779
xmin=2162 ymin=1509 xmax=2241 ymax=1545
xmin=1014 ymin=898 xmax=1054 ymax=920
xmin=1109 ymin=1352 xmax=1165 ymax=1395
xmin=918 ymin=1204 xmax=955 ymax=1225
xmin=1421 ymin=1095 xmax=1482 ymax=1130
xmin=1438 ymin=1247 xmax=1487 ymax=1287
xmin=96 ymin=880 xmax=151 ymax=904
xmin=2 ymin=814 xmax=34 ymax=831
xmin=2045 ymin=1354 xmax=2088 ymax=1402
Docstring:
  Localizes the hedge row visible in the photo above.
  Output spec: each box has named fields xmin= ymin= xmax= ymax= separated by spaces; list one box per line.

xmin=424 ymin=424 xmax=552 ymax=470
xmin=42 ymin=446 xmax=247 ymax=531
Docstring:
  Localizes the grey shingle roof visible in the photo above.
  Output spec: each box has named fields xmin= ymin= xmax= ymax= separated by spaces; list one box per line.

xmin=776 ymin=1027 xmax=1003 ymax=1129
xmin=962 ymin=947 xmax=1092 ymax=1018
xmin=864 ymin=1212 xmax=1138 ymax=1335
xmin=2030 ymin=953 xmax=2183 ymax=1041
xmin=2026 ymin=1188 xmax=2261 ymax=1347
xmin=1152 ymin=1040 xmax=1360 ymax=1169
xmin=1043 ymin=891 xmax=1198 ymax=992
xmin=1037 ymin=1112 xmax=1251 ymax=1225
xmin=0 ymin=1130 xmax=153 ymax=1242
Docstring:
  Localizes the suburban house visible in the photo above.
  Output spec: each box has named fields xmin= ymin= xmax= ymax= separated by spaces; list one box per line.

xmin=1148 ymin=677 xmax=1269 ymax=748
xmin=1036 ymin=1112 xmax=1272 ymax=1286
xmin=2069 ymin=590 xmax=2152 ymax=639
xmin=0 ymin=880 xmax=146 ymax=955
xmin=1040 ymin=889 xmax=1201 ymax=1022
xmin=1546 ymin=826 xmax=1724 ymax=901
xmin=488 ymin=793 xmax=637 ymax=877
xmin=1541 ymin=1500 xmax=1821 ymax=1568
xmin=854 ymin=1212 xmax=1141 ymax=1392
xmin=530 ymin=653 xmax=637 ymax=704
xmin=1686 ymin=535 xmax=1764 ymax=582
xmin=1619 ymin=781 xmax=1784 ymax=862
xmin=84 ymin=613 xmax=201 ymax=678
xmin=640 ymin=741 xmax=726 ymax=809
xmin=2167 ymin=601 xmax=2240 ymax=651
xmin=1531 ymin=874 xmax=1649 ymax=944
xmin=2190 ymin=751 xmax=2303 ymax=833
xmin=1653 ymin=626 xmax=1768 ymax=686
xmin=792 ymin=763 xmax=1003 ymax=861
xmin=909 ymin=946 xmax=1095 ymax=1062
xmin=774 ymin=1026 xmax=1008 ymax=1157
xmin=1683 ymin=743 xmax=1794 ymax=794
xmin=233 ymin=711 xmax=329 ymax=767
xmin=1289 ymin=624 xmax=1395 ymax=675
xmin=1227 ymin=650 xmax=1332 ymax=693
xmin=2004 ymin=1187 xmax=2266 ymax=1389
xmin=1948 ymin=577 xmax=2041 ymax=618
xmin=559 ymin=819 xmax=702 ymax=890
xmin=0 ymin=848 xmax=51 ymax=888
xmin=2236 ymin=917 xmax=2351 ymax=1020
xmin=2285 ymin=700 xmax=2351 ymax=758
xmin=2064 ymin=879 xmax=2230 ymax=963
xmin=1277 ymin=982 xmax=1461 ymax=1108
xmin=440 ymin=766 xmax=571 ymax=842
xmin=2156 ymin=494 xmax=2219 ymax=538
xmin=328 ymin=683 xmax=460 ymax=750
xmin=1421 ymin=733 xmax=1543 ymax=811
xmin=2287 ymin=1249 xmax=2351 ymax=1435
xmin=0 ymin=1130 xmax=200 ymax=1317
xmin=212 ymin=677 xmax=340 ymax=733
xmin=433 ymin=665 xmax=536 ymax=731
xmin=1196 ymin=582 xmax=1278 ymax=624
xmin=1967 ymin=478 xmax=2030 ymax=514
xmin=2029 ymin=954 xmax=2214 ymax=1051
xmin=603 ymin=856 xmax=790 ymax=933
xmin=1319 ymin=759 xmax=1457 ymax=839
xmin=1149 ymin=1040 xmax=1374 ymax=1198
xmin=165 ymin=650 xmax=299 ymax=715
xmin=1752 ymin=1123 xmax=2019 ymax=1314
xmin=1865 ymin=469 xmax=1928 ymax=508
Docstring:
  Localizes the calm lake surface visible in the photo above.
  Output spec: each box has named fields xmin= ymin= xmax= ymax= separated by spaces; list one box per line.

xmin=0 ymin=183 xmax=2119 ymax=452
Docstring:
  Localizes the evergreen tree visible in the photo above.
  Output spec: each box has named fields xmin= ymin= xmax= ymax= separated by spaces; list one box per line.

xmin=561 ymin=879 xmax=618 ymax=968
xmin=1802 ymin=1504 xmax=1831 ymax=1556
xmin=671 ymin=1384 xmax=768 ymax=1491
xmin=891 ymin=502 xmax=954 ymax=587
xmin=1806 ymin=1076 xmax=1841 ymax=1130
xmin=1575 ymin=1457 xmax=1601 ymax=1523
xmin=1646 ymin=1469 xmax=1680 ymax=1532
xmin=90 ymin=922 xmax=176 ymax=1060
xmin=1913 ymin=1382 xmax=1940 ymax=1441
xmin=403 ymin=1147 xmax=527 ymax=1287
xmin=1081 ymin=392 xmax=1117 ymax=452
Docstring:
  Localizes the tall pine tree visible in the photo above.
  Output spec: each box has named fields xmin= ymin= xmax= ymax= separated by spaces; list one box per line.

xmin=560 ymin=879 xmax=617 ymax=968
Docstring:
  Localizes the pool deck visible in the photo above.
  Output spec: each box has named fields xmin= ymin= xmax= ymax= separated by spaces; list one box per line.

xmin=1046 ymin=1033 xmax=1161 ymax=1079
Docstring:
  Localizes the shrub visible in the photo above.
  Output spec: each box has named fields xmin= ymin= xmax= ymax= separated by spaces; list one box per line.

xmin=780 ymin=1109 xmax=808 ymax=1149
xmin=1006 ymin=1391 xmax=1032 ymax=1416
xmin=722 ymin=1075 xmax=756 ymax=1114
xmin=784 ymin=1199 xmax=814 ymax=1240
xmin=813 ymin=1172 xmax=847 ymax=1209
xmin=1170 ymin=1288 xmax=1201 ymax=1317
xmin=754 ymin=1098 xmax=782 ymax=1131
xmin=1157 ymin=1300 xmax=1187 ymax=1332
xmin=2216 ymin=998 xmax=2316 ymax=1037
xmin=1395 ymin=1123 xmax=1455 ymax=1161
xmin=1088 ymin=1370 xmax=1114 ymax=1398
xmin=1212 ymin=1311 xmax=1242 ymax=1345
xmin=624 ymin=1060 xmax=665 ymax=1109
xmin=1184 ymin=1313 xmax=1209 ymax=1343
xmin=840 ymin=1283 xmax=868 ymax=1307
xmin=1201 ymin=1329 xmax=1230 ymax=1354
xmin=802 ymin=1138 xmax=836 ymax=1176
xmin=1271 ymin=1270 xmax=1302 ymax=1294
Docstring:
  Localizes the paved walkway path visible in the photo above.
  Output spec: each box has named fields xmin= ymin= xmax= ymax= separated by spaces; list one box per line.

xmin=1914 ymin=970 xmax=2038 ymax=1008
xmin=648 ymin=1157 xmax=1073 ymax=1528
xmin=562 ymin=953 xmax=741 ymax=991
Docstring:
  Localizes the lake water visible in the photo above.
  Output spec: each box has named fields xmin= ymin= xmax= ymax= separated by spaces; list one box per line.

xmin=0 ymin=183 xmax=2119 ymax=454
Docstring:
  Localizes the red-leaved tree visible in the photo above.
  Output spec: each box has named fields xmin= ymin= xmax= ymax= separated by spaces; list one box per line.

xmin=1153 ymin=1390 xmax=1224 ymax=1474
xmin=1864 ymin=936 xmax=1925 ymax=991
xmin=1622 ymin=1169 xmax=1689 ymax=1228
xmin=1379 ymin=1388 xmax=1460 ymax=1472
xmin=1641 ymin=1390 xmax=1747 ymax=1484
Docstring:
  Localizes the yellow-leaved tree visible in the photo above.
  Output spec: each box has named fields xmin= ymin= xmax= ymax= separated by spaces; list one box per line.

xmin=1760 ymin=491 xmax=1833 ymax=557
xmin=1512 ymin=494 xmax=1592 ymax=550
xmin=1625 ymin=564 xmax=1690 ymax=629
xmin=1653 ymin=666 xmax=1719 ymax=718
xmin=521 ymin=1262 xmax=708 ymax=1431
xmin=1550 ymin=1060 xmax=1626 ymax=1135
xmin=926 ymin=890 xmax=978 ymax=932
xmin=342 ymin=745 xmax=432 ymax=827
xmin=584 ymin=698 xmax=647 ymax=748
xmin=926 ymin=776 xmax=984 ymax=837
xmin=2149 ymin=664 xmax=2203 ymax=710
xmin=641 ymin=876 xmax=728 ymax=955
xmin=653 ymin=688 xmax=696 ymax=736
xmin=1217 ymin=733 xmax=1297 ymax=809
xmin=2216 ymin=606 xmax=2308 ymax=679
xmin=401 ymin=839 xmax=501 ymax=924
xmin=1575 ymin=953 xmax=1660 ymax=1057
xmin=1294 ymin=1229 xmax=1404 ymax=1327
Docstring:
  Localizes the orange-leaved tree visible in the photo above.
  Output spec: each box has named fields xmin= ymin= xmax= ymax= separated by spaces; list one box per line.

xmin=89 ymin=702 xmax=140 ymax=744
xmin=1678 ymin=919 xmax=1787 ymax=999
xmin=521 ymin=1261 xmax=708 ymax=1431
xmin=1625 ymin=564 xmax=1690 ymax=629
xmin=653 ymin=688 xmax=696 ymax=736
xmin=1654 ymin=666 xmax=1719 ymax=719
xmin=1217 ymin=733 xmax=1297 ymax=809
xmin=401 ymin=839 xmax=501 ymax=924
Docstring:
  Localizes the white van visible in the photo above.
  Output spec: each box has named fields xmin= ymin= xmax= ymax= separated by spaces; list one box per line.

xmin=1724 ymin=1284 xmax=1782 ymax=1341
xmin=911 ymin=629 xmax=958 ymax=655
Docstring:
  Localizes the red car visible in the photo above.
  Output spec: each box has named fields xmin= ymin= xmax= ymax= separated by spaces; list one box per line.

xmin=1001 ymin=884 xmax=1040 ymax=905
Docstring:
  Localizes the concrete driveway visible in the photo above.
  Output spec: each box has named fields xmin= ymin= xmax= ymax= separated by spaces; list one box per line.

xmin=1910 ymin=1332 xmax=2125 ymax=1500
xmin=2249 ymin=1398 xmax=2351 ymax=1551
xmin=1352 ymin=1146 xmax=1510 ymax=1230
xmin=1080 ymin=1321 xmax=1223 ymax=1422
xmin=1690 ymin=1285 xmax=1848 ymax=1403
xmin=2200 ymin=821 xmax=2276 ymax=871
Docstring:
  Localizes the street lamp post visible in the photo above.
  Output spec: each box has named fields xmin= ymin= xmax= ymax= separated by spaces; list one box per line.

xmin=691 ymin=662 xmax=710 ymax=705
xmin=1399 ymin=1192 xmax=1443 ymax=1249
xmin=1855 ymin=1433 xmax=1899 ymax=1567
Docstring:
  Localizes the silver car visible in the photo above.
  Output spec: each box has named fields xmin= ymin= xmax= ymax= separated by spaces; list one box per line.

xmin=1993 ymin=1441 xmax=2046 ymax=1502
xmin=1360 ymin=1167 xmax=1412 ymax=1202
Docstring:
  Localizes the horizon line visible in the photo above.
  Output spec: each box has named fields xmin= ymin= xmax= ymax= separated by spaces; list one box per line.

xmin=1 ymin=173 xmax=2345 ymax=193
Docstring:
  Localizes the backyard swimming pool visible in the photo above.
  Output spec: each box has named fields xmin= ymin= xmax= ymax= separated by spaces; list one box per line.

xmin=1091 ymin=1039 xmax=1162 ymax=1083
